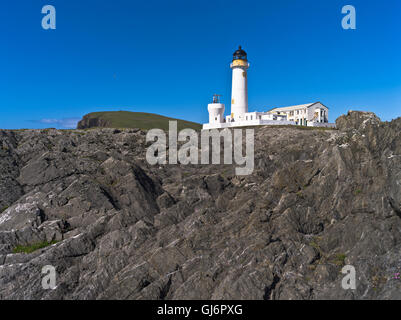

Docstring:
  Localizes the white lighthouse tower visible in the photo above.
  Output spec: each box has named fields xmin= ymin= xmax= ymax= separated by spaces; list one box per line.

xmin=207 ymin=94 xmax=225 ymax=125
xmin=230 ymin=46 xmax=249 ymax=122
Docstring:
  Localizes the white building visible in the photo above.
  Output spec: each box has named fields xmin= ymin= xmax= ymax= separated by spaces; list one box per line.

xmin=268 ymin=102 xmax=335 ymax=128
xmin=203 ymin=46 xmax=336 ymax=130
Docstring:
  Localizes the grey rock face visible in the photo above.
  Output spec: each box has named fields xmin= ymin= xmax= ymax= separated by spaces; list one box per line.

xmin=77 ymin=116 xmax=110 ymax=130
xmin=0 ymin=112 xmax=401 ymax=300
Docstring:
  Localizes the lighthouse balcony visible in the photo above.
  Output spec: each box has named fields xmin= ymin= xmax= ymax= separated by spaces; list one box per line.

xmin=230 ymin=60 xmax=250 ymax=68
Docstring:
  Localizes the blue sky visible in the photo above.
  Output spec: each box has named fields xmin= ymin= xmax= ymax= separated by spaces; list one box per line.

xmin=1 ymin=0 xmax=400 ymax=129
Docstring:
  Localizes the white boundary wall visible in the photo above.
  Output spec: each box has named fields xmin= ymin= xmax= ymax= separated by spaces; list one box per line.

xmin=202 ymin=119 xmax=296 ymax=130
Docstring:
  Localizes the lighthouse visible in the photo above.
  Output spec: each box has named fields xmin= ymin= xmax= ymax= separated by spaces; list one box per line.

xmin=230 ymin=46 xmax=249 ymax=122
xmin=207 ymin=94 xmax=225 ymax=125
xmin=202 ymin=46 xmax=335 ymax=130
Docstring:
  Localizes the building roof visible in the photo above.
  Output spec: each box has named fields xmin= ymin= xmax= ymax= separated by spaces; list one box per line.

xmin=268 ymin=102 xmax=328 ymax=112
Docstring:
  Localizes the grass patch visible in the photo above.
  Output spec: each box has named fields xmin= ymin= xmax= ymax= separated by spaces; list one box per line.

xmin=12 ymin=240 xmax=59 ymax=254
xmin=354 ymin=189 xmax=362 ymax=196
xmin=332 ymin=253 xmax=347 ymax=267
xmin=1 ymin=205 xmax=9 ymax=213
xmin=296 ymin=191 xmax=305 ymax=199
xmin=220 ymin=167 xmax=232 ymax=178
xmin=371 ymin=274 xmax=387 ymax=289
xmin=309 ymin=236 xmax=323 ymax=252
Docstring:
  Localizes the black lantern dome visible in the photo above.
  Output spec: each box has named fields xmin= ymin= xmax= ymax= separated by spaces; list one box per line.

xmin=233 ymin=46 xmax=247 ymax=61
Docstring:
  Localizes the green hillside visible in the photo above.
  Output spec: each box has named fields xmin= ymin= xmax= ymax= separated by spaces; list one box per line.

xmin=77 ymin=111 xmax=202 ymax=131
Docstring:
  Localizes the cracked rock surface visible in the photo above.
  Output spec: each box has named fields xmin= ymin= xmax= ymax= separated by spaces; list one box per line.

xmin=0 ymin=111 xmax=401 ymax=299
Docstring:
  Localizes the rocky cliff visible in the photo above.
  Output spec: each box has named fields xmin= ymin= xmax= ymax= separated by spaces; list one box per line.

xmin=0 ymin=111 xmax=400 ymax=300
xmin=77 ymin=114 xmax=110 ymax=129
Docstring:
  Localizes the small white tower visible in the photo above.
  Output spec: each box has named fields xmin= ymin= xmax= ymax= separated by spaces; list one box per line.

xmin=230 ymin=46 xmax=249 ymax=122
xmin=208 ymin=94 xmax=225 ymax=124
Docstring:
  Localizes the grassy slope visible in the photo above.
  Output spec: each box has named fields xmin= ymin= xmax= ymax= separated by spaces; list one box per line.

xmin=13 ymin=240 xmax=59 ymax=254
xmin=81 ymin=111 xmax=202 ymax=131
